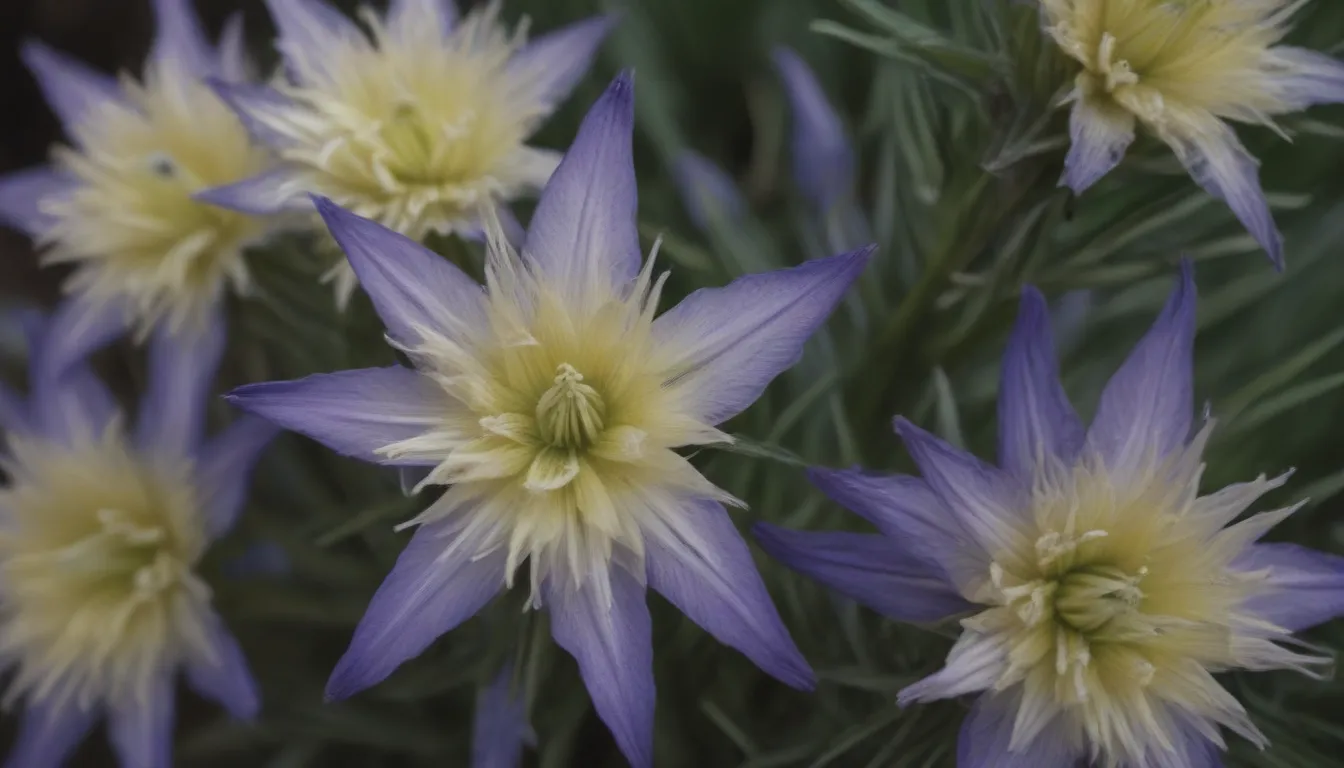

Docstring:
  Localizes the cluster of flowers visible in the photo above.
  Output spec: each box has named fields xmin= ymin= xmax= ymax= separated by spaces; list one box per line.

xmin=1 ymin=1 xmax=1344 ymax=766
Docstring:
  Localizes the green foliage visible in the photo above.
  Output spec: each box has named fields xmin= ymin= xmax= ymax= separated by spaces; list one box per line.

xmin=8 ymin=0 xmax=1344 ymax=765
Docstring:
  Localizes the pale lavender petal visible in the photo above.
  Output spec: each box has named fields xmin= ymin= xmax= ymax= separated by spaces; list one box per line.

xmin=327 ymin=522 xmax=506 ymax=700
xmin=137 ymin=303 xmax=226 ymax=455
xmin=1060 ymin=95 xmax=1135 ymax=194
xmin=1269 ymin=47 xmax=1344 ymax=108
xmin=998 ymin=286 xmax=1084 ymax=479
xmin=1147 ymin=711 xmax=1224 ymax=768
xmin=32 ymin=296 xmax=128 ymax=384
xmin=388 ymin=0 xmax=458 ymax=40
xmin=0 ymin=166 xmax=75 ymax=237
xmin=957 ymin=692 xmax=1083 ymax=768
xmin=185 ymin=614 xmax=260 ymax=720
xmin=314 ymin=196 xmax=488 ymax=345
xmin=672 ymin=150 xmax=746 ymax=232
xmin=754 ymin=524 xmax=971 ymax=623
xmin=545 ymin=567 xmax=653 ymax=768
xmin=0 ymin=381 xmax=26 ymax=434
xmin=805 ymin=467 xmax=994 ymax=596
xmin=151 ymin=0 xmax=215 ymax=76
xmin=226 ymin=367 xmax=447 ymax=465
xmin=1086 ymin=261 xmax=1195 ymax=482
xmin=108 ymin=673 xmax=175 ymax=768
xmin=471 ymin=667 xmax=531 ymax=768
xmin=20 ymin=40 xmax=122 ymax=132
xmin=30 ymin=364 xmax=119 ymax=446
xmin=894 ymin=418 xmax=1029 ymax=558
xmin=1167 ymin=125 xmax=1281 ymax=268
xmin=27 ymin=298 xmax=126 ymax=443
xmin=645 ymin=500 xmax=813 ymax=689
xmin=2 ymin=699 xmax=96 ymax=768
xmin=196 ymin=415 xmax=280 ymax=539
xmin=523 ymin=72 xmax=641 ymax=301
xmin=264 ymin=0 xmax=364 ymax=80
xmin=654 ymin=247 xmax=871 ymax=425
xmin=506 ymin=15 xmax=615 ymax=108
xmin=1237 ymin=543 xmax=1344 ymax=631
xmin=196 ymin=168 xmax=308 ymax=215
xmin=217 ymin=12 xmax=250 ymax=82
xmin=208 ymin=80 xmax=302 ymax=150
xmin=772 ymin=47 xmax=853 ymax=212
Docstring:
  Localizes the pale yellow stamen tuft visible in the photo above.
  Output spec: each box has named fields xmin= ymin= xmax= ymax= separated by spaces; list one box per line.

xmin=0 ymin=427 xmax=215 ymax=710
xmin=42 ymin=62 xmax=271 ymax=335
xmin=536 ymin=364 xmax=607 ymax=450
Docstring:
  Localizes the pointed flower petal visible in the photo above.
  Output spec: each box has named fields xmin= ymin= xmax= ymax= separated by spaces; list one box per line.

xmin=1237 ymin=543 xmax=1344 ymax=631
xmin=216 ymin=12 xmax=251 ymax=82
xmin=186 ymin=615 xmax=260 ymax=720
xmin=207 ymin=81 xmax=303 ymax=150
xmin=108 ymin=674 xmax=175 ymax=768
xmin=137 ymin=303 xmax=227 ymax=456
xmin=315 ymin=197 xmax=488 ymax=345
xmin=20 ymin=40 xmax=122 ymax=132
xmin=956 ymin=692 xmax=1083 ymax=768
xmin=327 ymin=522 xmax=506 ymax=700
xmin=894 ymin=418 xmax=1028 ymax=557
xmin=645 ymin=501 xmax=813 ymax=689
xmin=471 ymin=667 xmax=531 ymax=768
xmin=226 ymin=367 xmax=448 ymax=465
xmin=506 ymin=15 xmax=615 ymax=109
xmin=1166 ymin=123 xmax=1281 ymax=268
xmin=264 ymin=0 xmax=364 ymax=81
xmin=0 ymin=167 xmax=75 ymax=237
xmin=805 ymin=467 xmax=989 ymax=592
xmin=523 ymin=72 xmax=641 ymax=303
xmin=196 ymin=415 xmax=280 ymax=539
xmin=545 ymin=567 xmax=654 ymax=768
xmin=1086 ymin=260 xmax=1195 ymax=482
xmin=654 ymin=247 xmax=871 ymax=425
xmin=2 ymin=700 xmax=96 ymax=768
xmin=754 ymin=524 xmax=971 ymax=623
xmin=1268 ymin=47 xmax=1344 ymax=108
xmin=1061 ymin=94 xmax=1135 ymax=194
xmin=771 ymin=47 xmax=853 ymax=212
xmin=388 ymin=0 xmax=459 ymax=40
xmin=151 ymin=0 xmax=216 ymax=75
xmin=672 ymin=150 xmax=746 ymax=232
xmin=998 ymin=286 xmax=1084 ymax=479
xmin=196 ymin=168 xmax=308 ymax=215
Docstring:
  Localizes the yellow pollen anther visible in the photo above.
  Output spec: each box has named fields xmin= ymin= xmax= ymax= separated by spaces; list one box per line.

xmin=536 ymin=364 xmax=607 ymax=450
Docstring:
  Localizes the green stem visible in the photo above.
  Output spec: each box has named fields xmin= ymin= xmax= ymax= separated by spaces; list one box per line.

xmin=852 ymin=168 xmax=1041 ymax=454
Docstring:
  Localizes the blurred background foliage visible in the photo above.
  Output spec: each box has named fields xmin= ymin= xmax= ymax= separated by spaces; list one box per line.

xmin=4 ymin=0 xmax=1344 ymax=766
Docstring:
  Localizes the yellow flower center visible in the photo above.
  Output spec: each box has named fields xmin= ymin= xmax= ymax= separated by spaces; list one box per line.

xmin=536 ymin=364 xmax=607 ymax=451
xmin=43 ymin=62 xmax=270 ymax=334
xmin=0 ymin=431 xmax=214 ymax=708
xmin=270 ymin=5 xmax=549 ymax=240
xmin=1054 ymin=563 xmax=1146 ymax=633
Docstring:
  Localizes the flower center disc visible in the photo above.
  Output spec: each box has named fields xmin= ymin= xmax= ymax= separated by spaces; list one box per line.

xmin=536 ymin=363 xmax=607 ymax=450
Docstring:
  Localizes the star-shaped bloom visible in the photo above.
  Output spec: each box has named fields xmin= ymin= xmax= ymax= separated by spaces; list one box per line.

xmin=0 ymin=0 xmax=279 ymax=336
xmin=203 ymin=0 xmax=614 ymax=305
xmin=757 ymin=262 xmax=1344 ymax=767
xmin=1044 ymin=0 xmax=1344 ymax=268
xmin=228 ymin=73 xmax=870 ymax=767
xmin=0 ymin=299 xmax=276 ymax=768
